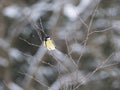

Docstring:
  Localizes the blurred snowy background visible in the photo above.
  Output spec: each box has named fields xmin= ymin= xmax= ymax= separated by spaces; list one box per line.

xmin=0 ymin=0 xmax=120 ymax=90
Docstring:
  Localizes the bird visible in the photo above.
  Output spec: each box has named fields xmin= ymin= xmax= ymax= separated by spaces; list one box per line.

xmin=43 ymin=35 xmax=55 ymax=50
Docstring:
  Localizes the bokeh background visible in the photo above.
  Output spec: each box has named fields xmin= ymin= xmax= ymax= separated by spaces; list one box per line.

xmin=0 ymin=0 xmax=120 ymax=90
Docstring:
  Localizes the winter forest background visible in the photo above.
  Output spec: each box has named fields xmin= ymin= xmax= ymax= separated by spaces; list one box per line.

xmin=0 ymin=0 xmax=120 ymax=90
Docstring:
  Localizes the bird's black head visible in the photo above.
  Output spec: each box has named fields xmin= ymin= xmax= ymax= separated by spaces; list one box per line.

xmin=44 ymin=35 xmax=50 ymax=41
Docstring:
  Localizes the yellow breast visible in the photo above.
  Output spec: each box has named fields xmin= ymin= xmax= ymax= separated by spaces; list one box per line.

xmin=43 ymin=39 xmax=55 ymax=50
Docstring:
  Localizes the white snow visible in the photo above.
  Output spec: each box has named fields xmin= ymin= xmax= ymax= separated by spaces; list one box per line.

xmin=2 ymin=5 xmax=21 ymax=18
xmin=63 ymin=4 xmax=78 ymax=20
xmin=112 ymin=20 xmax=120 ymax=32
xmin=8 ymin=82 xmax=23 ymax=90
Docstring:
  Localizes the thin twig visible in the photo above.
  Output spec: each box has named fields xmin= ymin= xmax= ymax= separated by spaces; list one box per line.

xmin=89 ymin=26 xmax=112 ymax=35
xmin=64 ymin=33 xmax=77 ymax=68
xmin=74 ymin=52 xmax=115 ymax=90
xmin=77 ymin=4 xmax=99 ymax=65
xmin=30 ymin=21 xmax=43 ymax=42
xmin=18 ymin=72 xmax=50 ymax=88
xmin=73 ymin=5 xmax=89 ymax=28
xmin=19 ymin=37 xmax=40 ymax=47
xmin=39 ymin=18 xmax=47 ymax=36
